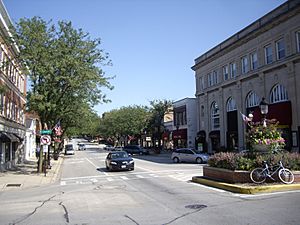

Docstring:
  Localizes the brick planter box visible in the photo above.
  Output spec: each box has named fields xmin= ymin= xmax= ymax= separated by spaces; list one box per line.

xmin=203 ymin=166 xmax=300 ymax=184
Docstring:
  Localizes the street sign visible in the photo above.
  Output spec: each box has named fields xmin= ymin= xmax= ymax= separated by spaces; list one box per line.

xmin=40 ymin=130 xmax=52 ymax=135
xmin=40 ymin=135 xmax=51 ymax=145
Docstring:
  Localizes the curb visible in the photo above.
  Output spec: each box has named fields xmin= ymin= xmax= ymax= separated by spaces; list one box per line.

xmin=192 ymin=176 xmax=300 ymax=194
xmin=50 ymin=155 xmax=64 ymax=183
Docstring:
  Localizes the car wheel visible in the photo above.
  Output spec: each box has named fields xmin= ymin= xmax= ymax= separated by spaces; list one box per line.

xmin=196 ymin=157 xmax=203 ymax=164
xmin=173 ymin=157 xmax=179 ymax=163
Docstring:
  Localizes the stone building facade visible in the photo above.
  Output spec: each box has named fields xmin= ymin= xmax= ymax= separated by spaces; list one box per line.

xmin=192 ymin=0 xmax=300 ymax=153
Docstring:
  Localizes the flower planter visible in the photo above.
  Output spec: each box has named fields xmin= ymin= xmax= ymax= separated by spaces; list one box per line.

xmin=203 ymin=166 xmax=300 ymax=184
xmin=203 ymin=166 xmax=251 ymax=183
xmin=252 ymin=144 xmax=269 ymax=152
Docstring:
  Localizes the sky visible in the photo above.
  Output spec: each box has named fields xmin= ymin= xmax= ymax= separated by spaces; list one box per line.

xmin=3 ymin=0 xmax=286 ymax=116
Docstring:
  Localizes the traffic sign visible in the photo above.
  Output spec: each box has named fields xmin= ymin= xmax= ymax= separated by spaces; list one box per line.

xmin=40 ymin=135 xmax=51 ymax=145
xmin=40 ymin=130 xmax=52 ymax=135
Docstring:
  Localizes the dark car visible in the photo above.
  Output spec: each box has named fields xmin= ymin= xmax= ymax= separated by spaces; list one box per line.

xmin=105 ymin=151 xmax=134 ymax=171
xmin=123 ymin=145 xmax=149 ymax=155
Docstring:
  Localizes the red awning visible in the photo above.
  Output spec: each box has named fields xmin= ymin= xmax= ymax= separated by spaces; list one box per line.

xmin=251 ymin=101 xmax=292 ymax=125
xmin=172 ymin=129 xmax=187 ymax=139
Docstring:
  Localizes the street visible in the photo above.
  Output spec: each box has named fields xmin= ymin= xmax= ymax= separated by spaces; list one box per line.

xmin=0 ymin=141 xmax=300 ymax=225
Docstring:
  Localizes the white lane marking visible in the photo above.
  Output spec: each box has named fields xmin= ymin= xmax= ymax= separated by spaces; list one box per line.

xmin=85 ymin=157 xmax=108 ymax=176
xmin=91 ymin=178 xmax=98 ymax=183
xmin=120 ymin=176 xmax=129 ymax=180
xmin=232 ymin=189 xmax=300 ymax=198
xmin=149 ymin=173 xmax=159 ymax=177
xmin=85 ymin=157 xmax=98 ymax=168
xmin=60 ymin=181 xmax=66 ymax=186
xmin=135 ymin=165 xmax=155 ymax=172
xmin=107 ymin=177 xmax=114 ymax=182
xmin=136 ymin=175 xmax=145 ymax=179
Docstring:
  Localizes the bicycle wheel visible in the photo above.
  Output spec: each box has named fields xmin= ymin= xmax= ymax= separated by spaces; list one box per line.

xmin=278 ymin=168 xmax=294 ymax=184
xmin=250 ymin=168 xmax=266 ymax=184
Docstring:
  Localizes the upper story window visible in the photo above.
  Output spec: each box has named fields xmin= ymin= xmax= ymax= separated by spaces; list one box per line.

xmin=264 ymin=45 xmax=273 ymax=64
xmin=296 ymin=31 xmax=300 ymax=53
xmin=223 ymin=65 xmax=229 ymax=81
xmin=246 ymin=91 xmax=259 ymax=108
xmin=0 ymin=93 xmax=4 ymax=115
xmin=207 ymin=73 xmax=213 ymax=87
xmin=270 ymin=84 xmax=288 ymax=103
xmin=212 ymin=70 xmax=218 ymax=84
xmin=230 ymin=62 xmax=236 ymax=78
xmin=250 ymin=52 xmax=258 ymax=70
xmin=174 ymin=109 xmax=187 ymax=126
xmin=241 ymin=56 xmax=249 ymax=74
xmin=226 ymin=97 xmax=237 ymax=112
xmin=201 ymin=105 xmax=204 ymax=117
xmin=276 ymin=39 xmax=285 ymax=60
xmin=211 ymin=102 xmax=220 ymax=130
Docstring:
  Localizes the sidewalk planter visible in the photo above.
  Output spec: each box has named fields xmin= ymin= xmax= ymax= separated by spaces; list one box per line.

xmin=203 ymin=166 xmax=300 ymax=184
xmin=203 ymin=166 xmax=252 ymax=184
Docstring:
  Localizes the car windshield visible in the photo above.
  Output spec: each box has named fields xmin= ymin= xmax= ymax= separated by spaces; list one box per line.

xmin=111 ymin=152 xmax=128 ymax=159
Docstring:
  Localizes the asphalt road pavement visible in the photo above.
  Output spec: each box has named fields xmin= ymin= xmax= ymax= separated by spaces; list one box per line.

xmin=0 ymin=140 xmax=299 ymax=225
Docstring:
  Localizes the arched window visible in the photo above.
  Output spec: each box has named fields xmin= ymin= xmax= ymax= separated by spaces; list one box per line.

xmin=226 ymin=97 xmax=237 ymax=112
xmin=211 ymin=102 xmax=220 ymax=129
xmin=246 ymin=91 xmax=259 ymax=108
xmin=270 ymin=84 xmax=288 ymax=103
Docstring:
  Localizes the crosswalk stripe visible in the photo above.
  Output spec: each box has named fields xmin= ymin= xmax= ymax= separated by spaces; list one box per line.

xmin=120 ymin=176 xmax=129 ymax=180
xmin=136 ymin=175 xmax=144 ymax=178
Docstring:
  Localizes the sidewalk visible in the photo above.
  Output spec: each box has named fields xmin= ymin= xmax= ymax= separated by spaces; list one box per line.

xmin=0 ymin=155 xmax=64 ymax=191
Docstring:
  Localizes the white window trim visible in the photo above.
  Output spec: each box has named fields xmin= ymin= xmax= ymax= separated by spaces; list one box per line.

xmin=276 ymin=39 xmax=285 ymax=60
xmin=211 ymin=102 xmax=220 ymax=130
xmin=296 ymin=31 xmax=300 ymax=53
xmin=246 ymin=91 xmax=259 ymax=108
xmin=270 ymin=84 xmax=288 ymax=103
xmin=264 ymin=45 xmax=273 ymax=64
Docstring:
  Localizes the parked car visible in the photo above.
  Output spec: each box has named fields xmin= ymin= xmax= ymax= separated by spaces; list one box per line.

xmin=65 ymin=144 xmax=75 ymax=155
xmin=104 ymin=145 xmax=115 ymax=151
xmin=123 ymin=145 xmax=149 ymax=155
xmin=105 ymin=151 xmax=134 ymax=171
xmin=171 ymin=148 xmax=209 ymax=164
xmin=114 ymin=146 xmax=123 ymax=151
xmin=78 ymin=143 xmax=86 ymax=151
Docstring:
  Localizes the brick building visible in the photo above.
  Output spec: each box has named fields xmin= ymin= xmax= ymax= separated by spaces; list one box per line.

xmin=0 ymin=1 xmax=27 ymax=170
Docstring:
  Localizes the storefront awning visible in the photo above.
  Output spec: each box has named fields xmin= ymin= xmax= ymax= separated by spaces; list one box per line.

xmin=172 ymin=129 xmax=187 ymax=139
xmin=0 ymin=132 xmax=19 ymax=142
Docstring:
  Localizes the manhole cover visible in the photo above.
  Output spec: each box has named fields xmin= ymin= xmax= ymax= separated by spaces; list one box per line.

xmin=6 ymin=183 xmax=22 ymax=187
xmin=185 ymin=204 xmax=207 ymax=210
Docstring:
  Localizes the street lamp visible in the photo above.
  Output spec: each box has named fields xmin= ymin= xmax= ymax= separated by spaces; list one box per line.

xmin=259 ymin=97 xmax=268 ymax=127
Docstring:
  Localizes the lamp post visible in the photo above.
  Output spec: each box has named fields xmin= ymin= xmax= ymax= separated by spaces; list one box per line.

xmin=259 ymin=97 xmax=269 ymax=127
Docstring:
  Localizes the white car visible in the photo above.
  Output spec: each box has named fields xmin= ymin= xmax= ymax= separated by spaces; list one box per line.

xmin=65 ymin=144 xmax=75 ymax=155
xmin=171 ymin=148 xmax=209 ymax=164
xmin=78 ymin=143 xmax=86 ymax=151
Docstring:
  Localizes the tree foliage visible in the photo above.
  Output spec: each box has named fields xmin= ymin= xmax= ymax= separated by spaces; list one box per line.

xmin=147 ymin=100 xmax=173 ymax=147
xmin=98 ymin=105 xmax=150 ymax=144
xmin=11 ymin=17 xmax=113 ymax=132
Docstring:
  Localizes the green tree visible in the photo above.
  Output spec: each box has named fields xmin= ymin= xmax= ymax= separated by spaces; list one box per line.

xmin=11 ymin=17 xmax=113 ymax=171
xmin=147 ymin=100 xmax=173 ymax=151
xmin=11 ymin=17 xmax=113 ymax=130
xmin=98 ymin=105 xmax=150 ymax=145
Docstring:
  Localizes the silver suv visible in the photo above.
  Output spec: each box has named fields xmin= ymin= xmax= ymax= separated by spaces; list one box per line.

xmin=171 ymin=148 xmax=209 ymax=164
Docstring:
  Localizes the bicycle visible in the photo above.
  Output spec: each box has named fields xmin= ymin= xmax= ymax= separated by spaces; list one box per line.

xmin=250 ymin=160 xmax=294 ymax=184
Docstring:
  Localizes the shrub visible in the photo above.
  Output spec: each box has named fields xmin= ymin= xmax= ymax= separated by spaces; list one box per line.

xmin=208 ymin=152 xmax=300 ymax=171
